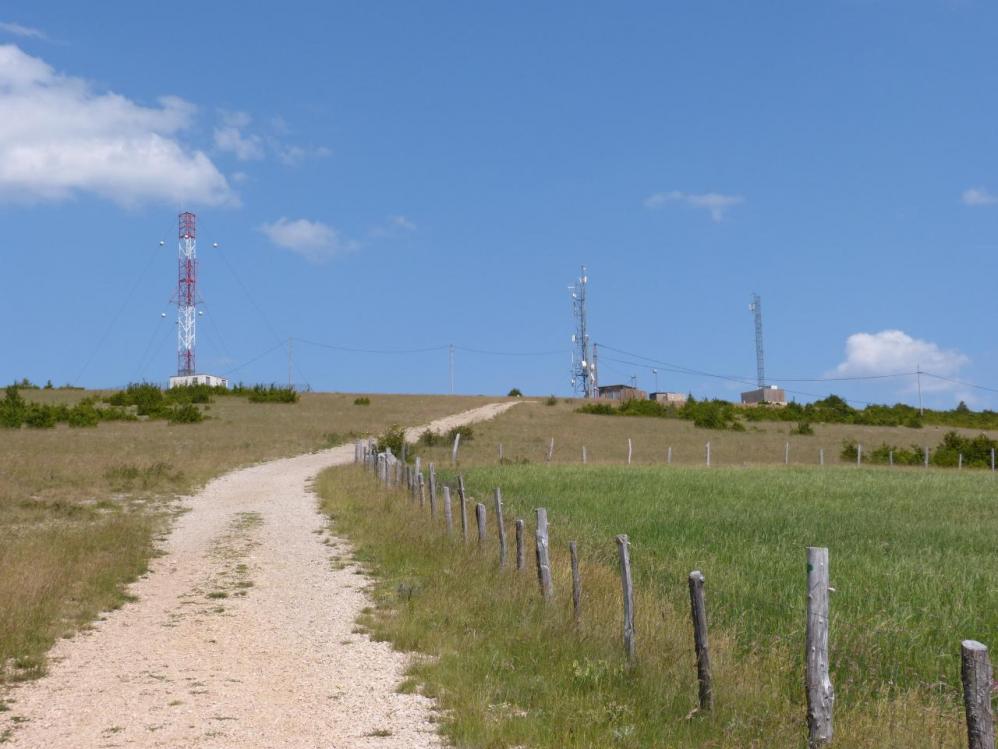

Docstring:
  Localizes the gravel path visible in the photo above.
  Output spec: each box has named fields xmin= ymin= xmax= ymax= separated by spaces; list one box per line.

xmin=1 ymin=401 xmax=518 ymax=748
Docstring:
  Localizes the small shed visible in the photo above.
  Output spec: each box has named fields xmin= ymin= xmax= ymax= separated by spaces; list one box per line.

xmin=596 ymin=384 xmax=648 ymax=402
xmin=740 ymin=386 xmax=786 ymax=405
xmin=650 ymin=391 xmax=688 ymax=406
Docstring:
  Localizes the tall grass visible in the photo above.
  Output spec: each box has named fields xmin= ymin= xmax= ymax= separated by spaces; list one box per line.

xmin=318 ymin=465 xmax=974 ymax=747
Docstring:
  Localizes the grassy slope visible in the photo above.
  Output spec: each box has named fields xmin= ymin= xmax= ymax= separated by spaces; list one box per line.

xmin=411 ymin=398 xmax=998 ymax=468
xmin=318 ymin=462 xmax=996 ymax=747
xmin=0 ymin=390 xmax=498 ymax=685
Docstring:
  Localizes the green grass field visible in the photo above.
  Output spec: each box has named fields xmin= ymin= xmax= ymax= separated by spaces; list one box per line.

xmin=318 ymin=461 xmax=997 ymax=747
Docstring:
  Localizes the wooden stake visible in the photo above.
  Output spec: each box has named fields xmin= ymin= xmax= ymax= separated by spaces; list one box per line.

xmin=494 ymin=488 xmax=507 ymax=568
xmin=705 ymin=441 xmax=711 ymax=467
xmin=515 ymin=518 xmax=525 ymax=571
xmin=961 ymin=640 xmax=995 ymax=749
xmin=475 ymin=502 xmax=486 ymax=545
xmin=417 ymin=473 xmax=425 ymax=508
xmin=535 ymin=508 xmax=553 ymax=600
xmin=582 ymin=445 xmax=587 ymax=464
xmin=688 ymin=571 xmax=713 ymax=711
xmin=627 ymin=438 xmax=633 ymax=465
xmin=617 ymin=534 xmax=635 ymax=660
xmin=856 ymin=444 xmax=862 ymax=466
xmin=889 ymin=450 xmax=894 ymax=467
xmin=451 ymin=432 xmax=461 ymax=466
xmin=570 ymin=541 xmax=581 ymax=624
xmin=428 ymin=463 xmax=437 ymax=518
xmin=443 ymin=486 xmax=453 ymax=535
xmin=547 ymin=437 xmax=555 ymax=462
xmin=819 ymin=448 xmax=824 ymax=466
xmin=806 ymin=546 xmax=834 ymax=748
xmin=457 ymin=474 xmax=469 ymax=543
xmin=667 ymin=446 xmax=672 ymax=465
xmin=498 ymin=442 xmax=504 ymax=463
xmin=959 ymin=453 xmax=964 ymax=470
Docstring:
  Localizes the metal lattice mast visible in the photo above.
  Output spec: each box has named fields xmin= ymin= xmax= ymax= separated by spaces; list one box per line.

xmin=750 ymin=292 xmax=765 ymax=388
xmin=570 ymin=266 xmax=593 ymax=397
xmin=176 ymin=212 xmax=197 ymax=376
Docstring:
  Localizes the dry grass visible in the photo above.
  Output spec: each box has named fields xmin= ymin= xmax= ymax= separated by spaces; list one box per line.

xmin=411 ymin=397 xmax=998 ymax=469
xmin=0 ymin=389 xmax=500 ymax=684
xmin=317 ymin=466 xmax=968 ymax=748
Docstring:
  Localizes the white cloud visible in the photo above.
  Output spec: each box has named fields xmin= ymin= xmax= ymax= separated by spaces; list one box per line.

xmin=276 ymin=143 xmax=331 ymax=166
xmin=259 ymin=217 xmax=358 ymax=263
xmin=0 ymin=44 xmax=234 ymax=206
xmin=961 ymin=187 xmax=998 ymax=206
xmin=0 ymin=22 xmax=47 ymax=40
xmin=834 ymin=330 xmax=969 ymax=391
xmin=644 ymin=190 xmax=745 ymax=222
xmin=213 ymin=110 xmax=262 ymax=160
xmin=369 ymin=214 xmax=417 ymax=238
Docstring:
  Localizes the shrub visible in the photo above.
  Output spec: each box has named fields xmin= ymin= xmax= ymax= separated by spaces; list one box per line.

xmin=508 ymin=388 xmax=523 ymax=398
xmin=67 ymin=401 xmax=100 ymax=428
xmin=246 ymin=384 xmax=298 ymax=403
xmin=931 ymin=431 xmax=998 ymax=468
xmin=376 ymin=424 xmax=409 ymax=457
xmin=790 ymin=421 xmax=814 ymax=436
xmin=544 ymin=395 xmax=557 ymax=406
xmin=0 ymin=385 xmax=26 ymax=427
xmin=353 ymin=397 xmax=371 ymax=406
xmin=577 ymin=402 xmax=616 ymax=416
xmin=167 ymin=403 xmax=203 ymax=424
xmin=446 ymin=425 xmax=474 ymax=443
xmin=417 ymin=429 xmax=442 ymax=447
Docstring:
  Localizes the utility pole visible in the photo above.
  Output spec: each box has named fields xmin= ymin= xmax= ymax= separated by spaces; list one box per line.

xmin=449 ymin=343 xmax=455 ymax=394
xmin=916 ymin=363 xmax=923 ymax=415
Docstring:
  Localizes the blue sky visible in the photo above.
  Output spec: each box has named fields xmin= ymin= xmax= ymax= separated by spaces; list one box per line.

xmin=2 ymin=2 xmax=998 ymax=407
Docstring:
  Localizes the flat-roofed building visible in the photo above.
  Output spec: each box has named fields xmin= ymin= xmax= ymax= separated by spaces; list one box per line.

xmin=650 ymin=391 xmax=688 ymax=406
xmin=596 ymin=384 xmax=647 ymax=402
xmin=740 ymin=385 xmax=786 ymax=405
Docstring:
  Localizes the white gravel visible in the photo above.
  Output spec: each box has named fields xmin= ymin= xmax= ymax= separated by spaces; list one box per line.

xmin=1 ymin=401 xmax=519 ymax=748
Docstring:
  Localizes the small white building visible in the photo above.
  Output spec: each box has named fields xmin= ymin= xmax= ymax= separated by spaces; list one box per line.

xmin=168 ymin=374 xmax=229 ymax=389
xmin=650 ymin=391 xmax=688 ymax=406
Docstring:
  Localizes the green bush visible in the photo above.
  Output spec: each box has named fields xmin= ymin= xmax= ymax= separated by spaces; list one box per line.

xmin=577 ymin=402 xmax=616 ymax=416
xmin=167 ymin=403 xmax=204 ymax=424
xmin=67 ymin=401 xmax=100 ymax=428
xmin=246 ymin=384 xmax=298 ymax=403
xmin=446 ymin=425 xmax=474 ymax=443
xmin=353 ymin=396 xmax=371 ymax=406
xmin=376 ymin=424 xmax=409 ymax=457
xmin=931 ymin=431 xmax=998 ymax=468
xmin=417 ymin=429 xmax=442 ymax=446
xmin=508 ymin=388 xmax=523 ymax=398
xmin=544 ymin=395 xmax=557 ymax=406
xmin=790 ymin=421 xmax=814 ymax=436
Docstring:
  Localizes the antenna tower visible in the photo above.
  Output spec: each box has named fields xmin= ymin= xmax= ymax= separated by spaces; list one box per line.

xmin=175 ymin=212 xmax=198 ymax=376
xmin=749 ymin=292 xmax=765 ymax=388
xmin=570 ymin=266 xmax=594 ymax=397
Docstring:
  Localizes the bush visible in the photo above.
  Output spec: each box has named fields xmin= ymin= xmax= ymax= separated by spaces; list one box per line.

xmin=790 ymin=421 xmax=814 ymax=436
xmin=544 ymin=395 xmax=557 ymax=406
xmin=508 ymin=388 xmax=523 ymax=398
xmin=67 ymin=401 xmax=100 ymax=428
xmin=167 ymin=403 xmax=204 ymax=424
xmin=931 ymin=431 xmax=998 ymax=468
xmin=353 ymin=397 xmax=371 ymax=406
xmin=246 ymin=384 xmax=298 ymax=403
xmin=577 ymin=402 xmax=617 ymax=416
xmin=376 ymin=424 xmax=409 ymax=457
xmin=417 ymin=429 xmax=442 ymax=447
xmin=446 ymin=425 xmax=474 ymax=443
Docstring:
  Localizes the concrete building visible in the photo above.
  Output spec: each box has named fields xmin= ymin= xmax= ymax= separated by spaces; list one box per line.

xmin=650 ymin=391 xmax=688 ymax=406
xmin=168 ymin=374 xmax=229 ymax=389
xmin=740 ymin=385 xmax=786 ymax=405
xmin=596 ymin=384 xmax=647 ymax=402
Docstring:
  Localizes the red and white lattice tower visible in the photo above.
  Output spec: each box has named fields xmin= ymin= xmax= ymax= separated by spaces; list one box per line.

xmin=175 ymin=212 xmax=198 ymax=376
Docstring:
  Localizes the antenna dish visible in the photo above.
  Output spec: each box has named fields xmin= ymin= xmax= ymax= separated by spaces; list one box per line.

xmin=160 ymin=312 xmax=166 ymax=318
xmin=159 ymin=240 xmax=165 ymax=246
xmin=212 ymin=242 xmax=219 ymax=248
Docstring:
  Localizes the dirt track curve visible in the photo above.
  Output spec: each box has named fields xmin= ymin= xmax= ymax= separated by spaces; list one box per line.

xmin=1 ymin=401 xmax=519 ymax=748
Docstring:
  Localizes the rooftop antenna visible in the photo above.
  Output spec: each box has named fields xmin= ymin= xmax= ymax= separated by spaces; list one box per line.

xmin=570 ymin=266 xmax=594 ymax=397
xmin=749 ymin=292 xmax=765 ymax=388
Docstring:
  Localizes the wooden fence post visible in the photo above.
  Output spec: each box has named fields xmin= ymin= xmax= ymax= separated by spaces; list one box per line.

xmin=806 ymin=546 xmax=834 ymax=748
xmin=402 ymin=441 xmax=408 ymax=463
xmin=889 ymin=449 xmax=894 ymax=467
xmin=617 ymin=534 xmax=635 ymax=660
xmin=992 ymin=448 xmax=996 ymax=473
xmin=961 ymin=640 xmax=995 ymax=749
xmin=667 ymin=446 xmax=672 ymax=465
xmin=417 ymin=473 xmax=425 ymax=508
xmin=494 ymin=488 xmax=507 ymax=568
xmin=515 ymin=519 xmax=525 ymax=571
xmin=498 ymin=442 xmax=504 ymax=463
xmin=428 ymin=464 xmax=437 ymax=518
xmin=705 ymin=442 xmax=711 ymax=467
xmin=475 ymin=503 xmax=487 ymax=545
xmin=570 ymin=541 xmax=581 ymax=624
xmin=856 ymin=444 xmax=862 ymax=466
xmin=925 ymin=447 xmax=930 ymax=468
xmin=535 ymin=508 xmax=553 ymax=600
xmin=959 ymin=453 xmax=964 ymax=470
xmin=688 ymin=571 xmax=713 ymax=711
xmin=547 ymin=437 xmax=555 ymax=462
xmin=443 ymin=486 xmax=453 ymax=535
xmin=582 ymin=446 xmax=587 ymax=464
xmin=414 ymin=455 xmax=421 ymax=477
xmin=785 ymin=442 xmax=790 ymax=465
xmin=457 ymin=474 xmax=469 ymax=543
xmin=819 ymin=448 xmax=824 ymax=466
xmin=451 ymin=432 xmax=461 ymax=466
xmin=627 ymin=438 xmax=633 ymax=465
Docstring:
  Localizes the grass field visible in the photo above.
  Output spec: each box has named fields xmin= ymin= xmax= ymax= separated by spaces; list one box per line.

xmin=410 ymin=398 xmax=998 ymax=469
xmin=0 ymin=389 xmax=498 ymax=686
xmin=318 ymin=462 xmax=997 ymax=747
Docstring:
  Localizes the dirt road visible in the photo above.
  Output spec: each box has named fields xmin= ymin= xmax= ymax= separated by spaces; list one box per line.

xmin=1 ymin=401 xmax=518 ymax=748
